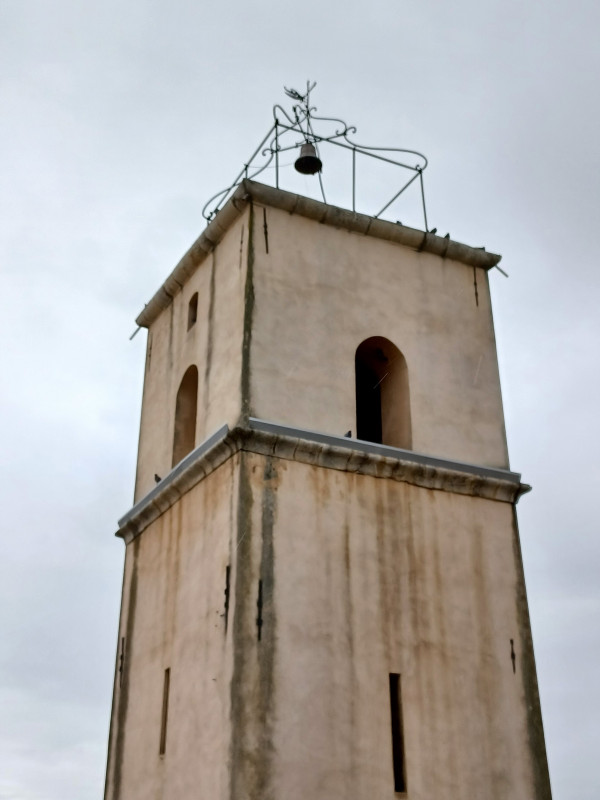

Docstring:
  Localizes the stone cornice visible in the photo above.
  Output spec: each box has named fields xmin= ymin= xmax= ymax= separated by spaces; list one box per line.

xmin=136 ymin=181 xmax=501 ymax=329
xmin=116 ymin=420 xmax=530 ymax=544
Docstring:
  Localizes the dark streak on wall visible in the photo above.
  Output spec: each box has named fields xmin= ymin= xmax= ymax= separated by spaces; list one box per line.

xmin=241 ymin=204 xmax=255 ymax=424
xmin=256 ymin=456 xmax=278 ymax=800
xmin=167 ymin=301 xmax=174 ymax=372
xmin=229 ymin=452 xmax=255 ymax=800
xmin=511 ymin=508 xmax=553 ymax=799
xmin=225 ymin=457 xmax=237 ymax=644
xmin=229 ymin=453 xmax=278 ymax=800
xmin=431 ymin=497 xmax=459 ymax=789
xmin=109 ymin=537 xmax=140 ymax=800
xmin=342 ymin=507 xmax=357 ymax=790
xmin=204 ymin=251 xmax=216 ymax=414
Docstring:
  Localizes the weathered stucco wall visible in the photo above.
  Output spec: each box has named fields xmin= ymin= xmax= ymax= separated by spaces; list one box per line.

xmin=108 ymin=188 xmax=550 ymax=800
xmin=105 ymin=454 xmax=240 ymax=800
xmin=248 ymin=204 xmax=508 ymax=469
xmin=133 ymin=191 xmax=508 ymax=506
xmin=134 ymin=210 xmax=250 ymax=502
xmin=229 ymin=451 xmax=548 ymax=800
xmin=107 ymin=448 xmax=550 ymax=800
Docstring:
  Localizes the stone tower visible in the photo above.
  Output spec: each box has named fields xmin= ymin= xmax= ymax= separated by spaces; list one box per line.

xmin=104 ymin=180 xmax=552 ymax=800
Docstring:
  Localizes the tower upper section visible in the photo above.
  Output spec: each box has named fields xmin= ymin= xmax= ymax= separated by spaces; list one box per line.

xmin=133 ymin=181 xmax=507 ymax=502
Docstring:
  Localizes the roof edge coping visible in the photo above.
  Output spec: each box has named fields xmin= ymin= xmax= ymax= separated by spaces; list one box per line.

xmin=135 ymin=180 xmax=501 ymax=329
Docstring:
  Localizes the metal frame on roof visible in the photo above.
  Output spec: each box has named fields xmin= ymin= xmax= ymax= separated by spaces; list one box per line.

xmin=202 ymin=81 xmax=431 ymax=229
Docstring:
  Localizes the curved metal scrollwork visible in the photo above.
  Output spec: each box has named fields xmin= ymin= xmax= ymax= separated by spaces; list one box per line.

xmin=202 ymin=81 xmax=431 ymax=230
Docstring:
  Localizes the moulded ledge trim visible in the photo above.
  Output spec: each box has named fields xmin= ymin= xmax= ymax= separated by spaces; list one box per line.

xmin=115 ymin=419 xmax=530 ymax=545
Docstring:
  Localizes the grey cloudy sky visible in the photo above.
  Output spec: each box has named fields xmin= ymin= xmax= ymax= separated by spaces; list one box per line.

xmin=1 ymin=0 xmax=599 ymax=797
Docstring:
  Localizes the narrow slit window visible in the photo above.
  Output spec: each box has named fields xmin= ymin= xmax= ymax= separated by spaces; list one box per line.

xmin=389 ymin=673 xmax=407 ymax=792
xmin=224 ymin=565 xmax=231 ymax=632
xmin=118 ymin=637 xmax=125 ymax=686
xmin=159 ymin=668 xmax=171 ymax=756
xmin=187 ymin=293 xmax=198 ymax=330
xmin=256 ymin=579 xmax=263 ymax=641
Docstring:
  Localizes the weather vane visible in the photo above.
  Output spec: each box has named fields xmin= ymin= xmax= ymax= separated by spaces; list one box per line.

xmin=202 ymin=81 xmax=430 ymax=230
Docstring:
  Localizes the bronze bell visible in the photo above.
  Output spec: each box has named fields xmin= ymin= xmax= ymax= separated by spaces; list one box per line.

xmin=294 ymin=142 xmax=322 ymax=175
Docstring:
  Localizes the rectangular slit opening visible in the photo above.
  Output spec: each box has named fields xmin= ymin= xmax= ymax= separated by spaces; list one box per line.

xmin=256 ymin=579 xmax=263 ymax=641
xmin=224 ymin=565 xmax=231 ymax=632
xmin=187 ymin=293 xmax=198 ymax=330
xmin=159 ymin=667 xmax=171 ymax=755
xmin=389 ymin=673 xmax=407 ymax=793
xmin=118 ymin=637 xmax=125 ymax=686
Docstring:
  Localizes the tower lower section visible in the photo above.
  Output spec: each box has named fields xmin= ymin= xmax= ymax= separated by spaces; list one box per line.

xmin=104 ymin=422 xmax=551 ymax=800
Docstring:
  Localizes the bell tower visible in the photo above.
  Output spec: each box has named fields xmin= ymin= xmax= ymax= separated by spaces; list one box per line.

xmin=104 ymin=88 xmax=552 ymax=800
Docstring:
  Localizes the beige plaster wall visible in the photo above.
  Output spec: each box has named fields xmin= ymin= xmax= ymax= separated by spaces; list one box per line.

xmin=249 ymin=204 xmax=509 ymax=468
xmin=134 ymin=211 xmax=250 ymax=502
xmin=232 ymin=451 xmax=545 ymax=800
xmin=107 ymin=449 xmax=548 ymax=800
xmin=109 ymin=196 xmax=549 ymax=799
xmin=105 ymin=454 xmax=240 ymax=800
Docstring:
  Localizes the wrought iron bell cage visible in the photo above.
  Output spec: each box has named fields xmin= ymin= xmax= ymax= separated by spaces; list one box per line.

xmin=202 ymin=81 xmax=430 ymax=231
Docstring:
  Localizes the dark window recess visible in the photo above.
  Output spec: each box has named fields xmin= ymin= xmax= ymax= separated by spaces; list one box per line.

xmin=224 ymin=565 xmax=231 ymax=632
xmin=118 ymin=637 xmax=125 ymax=687
xmin=159 ymin=668 xmax=171 ymax=756
xmin=187 ymin=293 xmax=198 ymax=330
xmin=256 ymin=579 xmax=263 ymax=641
xmin=355 ymin=337 xmax=411 ymax=449
xmin=172 ymin=365 xmax=198 ymax=466
xmin=389 ymin=673 xmax=407 ymax=793
xmin=356 ymin=357 xmax=382 ymax=443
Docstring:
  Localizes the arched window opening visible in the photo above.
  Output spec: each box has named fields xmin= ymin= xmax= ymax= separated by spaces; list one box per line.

xmin=355 ymin=337 xmax=411 ymax=449
xmin=172 ymin=365 xmax=198 ymax=466
xmin=187 ymin=293 xmax=198 ymax=331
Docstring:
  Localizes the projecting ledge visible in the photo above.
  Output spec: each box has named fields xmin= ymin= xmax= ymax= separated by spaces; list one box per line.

xmin=136 ymin=180 xmax=501 ymax=328
xmin=116 ymin=419 xmax=531 ymax=544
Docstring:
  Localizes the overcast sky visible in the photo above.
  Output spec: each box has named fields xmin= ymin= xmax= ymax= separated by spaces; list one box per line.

xmin=1 ymin=1 xmax=599 ymax=798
